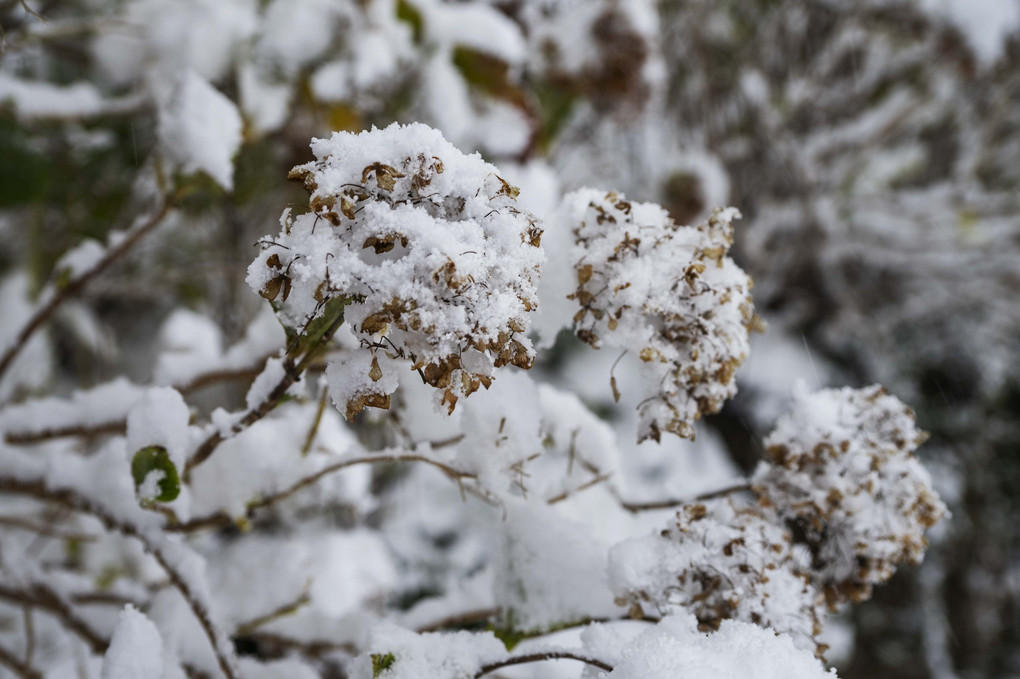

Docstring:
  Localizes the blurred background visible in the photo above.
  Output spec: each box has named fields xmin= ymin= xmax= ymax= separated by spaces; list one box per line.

xmin=1 ymin=0 xmax=1018 ymax=677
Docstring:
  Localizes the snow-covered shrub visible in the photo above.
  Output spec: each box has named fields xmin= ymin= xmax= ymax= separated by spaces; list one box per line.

xmin=0 ymin=0 xmax=968 ymax=676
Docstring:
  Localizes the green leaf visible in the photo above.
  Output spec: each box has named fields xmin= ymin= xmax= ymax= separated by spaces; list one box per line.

xmin=131 ymin=446 xmax=181 ymax=503
xmin=371 ymin=652 xmax=396 ymax=677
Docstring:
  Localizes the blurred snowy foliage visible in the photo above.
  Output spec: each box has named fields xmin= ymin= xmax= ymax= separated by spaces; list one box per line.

xmin=0 ymin=0 xmax=1016 ymax=677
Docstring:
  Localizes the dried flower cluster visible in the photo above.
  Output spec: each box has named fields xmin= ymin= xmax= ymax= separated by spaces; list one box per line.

xmin=246 ymin=123 xmax=542 ymax=415
xmin=753 ymin=385 xmax=947 ymax=606
xmin=609 ymin=501 xmax=824 ymax=647
xmin=563 ymin=190 xmax=759 ymax=441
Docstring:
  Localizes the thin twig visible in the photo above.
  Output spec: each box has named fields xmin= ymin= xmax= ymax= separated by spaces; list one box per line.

xmin=546 ymin=473 xmax=613 ymax=505
xmin=19 ymin=0 xmax=44 ymax=22
xmin=173 ymin=452 xmax=480 ymax=532
xmin=0 ymin=198 xmax=177 ymax=385
xmin=415 ymin=608 xmax=499 ymax=633
xmin=184 ymin=310 xmax=348 ymax=479
xmin=0 ymin=476 xmax=240 ymax=679
xmin=614 ymin=482 xmax=753 ymax=513
xmin=235 ymin=592 xmax=311 ymax=636
xmin=0 ymin=514 xmax=98 ymax=541
xmin=3 ymin=421 xmax=126 ymax=445
xmin=0 ymin=581 xmax=107 ymax=654
xmin=176 ymin=363 xmax=270 ymax=395
xmin=22 ymin=607 xmax=34 ymax=668
xmin=232 ymin=631 xmax=356 ymax=660
xmin=2 ymin=358 xmax=274 ymax=446
xmin=475 ymin=651 xmax=613 ymax=678
xmin=0 ymin=641 xmax=42 ymax=679
xmin=300 ymin=385 xmax=329 ymax=456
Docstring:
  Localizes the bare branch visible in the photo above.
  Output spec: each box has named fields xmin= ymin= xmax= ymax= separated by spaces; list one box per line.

xmin=19 ymin=0 xmax=44 ymax=22
xmin=0 ymin=198 xmax=177 ymax=386
xmin=300 ymin=385 xmax=329 ymax=456
xmin=475 ymin=651 xmax=613 ymax=678
xmin=0 ymin=641 xmax=42 ymax=679
xmin=546 ymin=472 xmax=613 ymax=505
xmin=3 ymin=421 xmax=126 ymax=445
xmin=0 ymin=514 xmax=99 ymax=541
xmin=173 ymin=451 xmax=482 ymax=532
xmin=415 ymin=608 xmax=499 ymax=633
xmin=613 ymin=482 xmax=753 ymax=513
xmin=0 ymin=581 xmax=108 ymax=654
xmin=0 ymin=476 xmax=241 ymax=679
xmin=235 ymin=592 xmax=311 ymax=636
xmin=176 ymin=363 xmax=270 ymax=395
xmin=2 ymin=356 xmax=272 ymax=446
xmin=184 ymin=309 xmax=348 ymax=479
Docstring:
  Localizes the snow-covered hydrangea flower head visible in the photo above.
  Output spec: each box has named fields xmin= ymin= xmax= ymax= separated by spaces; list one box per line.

xmin=753 ymin=385 xmax=947 ymax=606
xmin=247 ymin=123 xmax=542 ymax=415
xmin=609 ymin=500 xmax=825 ymax=649
xmin=564 ymin=190 xmax=759 ymax=442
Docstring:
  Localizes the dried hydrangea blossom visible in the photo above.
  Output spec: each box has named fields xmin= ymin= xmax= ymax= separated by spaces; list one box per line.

xmin=608 ymin=501 xmax=825 ymax=647
xmin=753 ymin=385 xmax=947 ymax=606
xmin=246 ymin=123 xmax=543 ymax=415
xmin=563 ymin=189 xmax=759 ymax=442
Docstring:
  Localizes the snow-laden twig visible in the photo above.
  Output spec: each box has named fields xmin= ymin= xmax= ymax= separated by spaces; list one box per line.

xmin=0 ymin=197 xmax=178 ymax=388
xmin=612 ymin=482 xmax=753 ymax=513
xmin=0 ymin=476 xmax=240 ymax=679
xmin=0 ymin=579 xmax=108 ymax=655
xmin=184 ymin=311 xmax=348 ymax=479
xmin=174 ymin=449 xmax=489 ymax=532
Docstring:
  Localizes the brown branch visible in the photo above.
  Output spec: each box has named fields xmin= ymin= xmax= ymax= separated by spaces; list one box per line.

xmin=3 ymin=421 xmax=126 ymax=445
xmin=176 ymin=363 xmax=269 ymax=395
xmin=0 ymin=581 xmax=108 ymax=654
xmin=71 ymin=591 xmax=143 ymax=607
xmin=184 ymin=310 xmax=348 ymax=479
xmin=0 ymin=198 xmax=176 ymax=385
xmin=19 ymin=0 xmax=44 ymax=22
xmin=416 ymin=608 xmax=499 ymax=633
xmin=0 ymin=476 xmax=240 ymax=679
xmin=0 ymin=641 xmax=42 ymax=679
xmin=233 ymin=631 xmax=356 ymax=661
xmin=22 ymin=607 xmax=34 ymax=670
xmin=546 ymin=473 xmax=613 ymax=505
xmin=300 ymin=385 xmax=329 ymax=456
xmin=235 ymin=593 xmax=310 ymax=636
xmin=475 ymin=651 xmax=613 ymax=678
xmin=0 ymin=514 xmax=99 ymax=540
xmin=614 ymin=482 xmax=753 ymax=513
xmin=2 ymin=357 xmax=271 ymax=446
xmin=172 ymin=452 xmax=479 ymax=532
xmin=0 ymin=578 xmax=214 ymax=679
